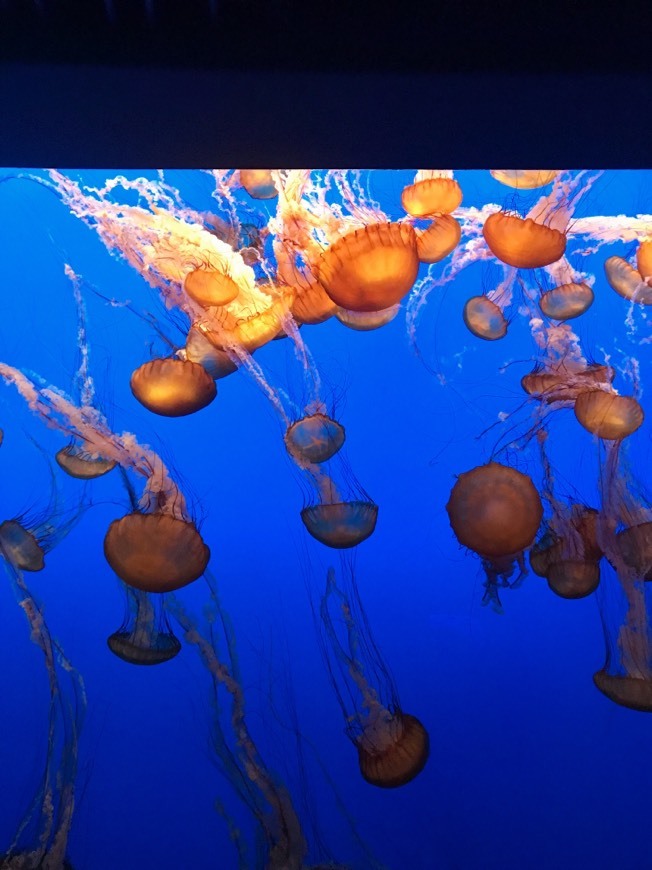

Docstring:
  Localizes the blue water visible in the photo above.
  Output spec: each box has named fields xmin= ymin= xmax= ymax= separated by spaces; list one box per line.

xmin=1 ymin=169 xmax=651 ymax=870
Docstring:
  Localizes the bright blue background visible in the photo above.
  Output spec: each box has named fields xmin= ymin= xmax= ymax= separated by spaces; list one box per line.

xmin=1 ymin=170 xmax=652 ymax=869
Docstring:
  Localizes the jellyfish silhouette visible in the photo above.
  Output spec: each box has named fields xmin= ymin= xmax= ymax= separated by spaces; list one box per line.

xmin=0 ymin=462 xmax=86 ymax=869
xmin=316 ymin=563 xmax=429 ymax=788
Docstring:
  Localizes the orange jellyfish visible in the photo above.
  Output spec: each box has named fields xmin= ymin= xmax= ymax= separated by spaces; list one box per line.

xmin=415 ymin=214 xmax=461 ymax=265
xmin=401 ymin=170 xmax=463 ymax=217
xmin=446 ymin=462 xmax=543 ymax=610
xmin=604 ymin=256 xmax=652 ymax=305
xmin=521 ymin=362 xmax=615 ymax=405
xmin=317 ymin=564 xmax=429 ymax=788
xmin=483 ymin=211 xmax=566 ymax=269
xmin=285 ymin=413 xmax=345 ymax=465
xmin=463 ymin=296 xmax=508 ymax=340
xmin=239 ymin=169 xmax=279 ymax=200
xmin=530 ymin=506 xmax=602 ymax=599
xmin=318 ymin=222 xmax=420 ymax=313
xmin=0 ymin=362 xmax=210 ymax=594
xmin=130 ymin=357 xmax=217 ymax=417
xmin=0 ymin=497 xmax=86 ymax=868
xmin=574 ymin=390 xmax=644 ymax=441
xmin=335 ymin=304 xmax=400 ymax=331
xmin=490 ymin=170 xmax=559 ymax=189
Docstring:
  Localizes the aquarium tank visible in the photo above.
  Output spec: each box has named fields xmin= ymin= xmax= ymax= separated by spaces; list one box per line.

xmin=2 ymin=167 xmax=652 ymax=869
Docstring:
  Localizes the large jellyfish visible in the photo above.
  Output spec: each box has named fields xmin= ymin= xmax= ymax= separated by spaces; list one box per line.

xmin=316 ymin=563 xmax=429 ymax=788
xmin=0 ymin=363 xmax=209 ymax=593
xmin=0 ymin=467 xmax=86 ymax=869
xmin=446 ymin=461 xmax=543 ymax=611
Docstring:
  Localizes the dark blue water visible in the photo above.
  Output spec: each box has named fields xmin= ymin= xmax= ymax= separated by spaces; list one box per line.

xmin=0 ymin=169 xmax=651 ymax=870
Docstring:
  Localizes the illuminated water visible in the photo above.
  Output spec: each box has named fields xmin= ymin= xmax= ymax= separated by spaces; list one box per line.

xmin=1 ymin=169 xmax=651 ymax=869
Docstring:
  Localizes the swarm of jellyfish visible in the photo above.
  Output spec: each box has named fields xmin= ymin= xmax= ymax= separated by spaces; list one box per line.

xmin=5 ymin=166 xmax=652 ymax=867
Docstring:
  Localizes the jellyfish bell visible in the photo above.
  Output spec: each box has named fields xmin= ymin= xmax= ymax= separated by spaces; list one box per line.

xmin=285 ymin=413 xmax=345 ymax=465
xmin=317 ymin=222 xmax=420 ymax=313
xmin=415 ymin=214 xmax=461 ymax=264
xmin=446 ymin=462 xmax=543 ymax=560
xmin=490 ymin=170 xmax=559 ymax=190
xmin=104 ymin=512 xmax=210 ymax=593
xmin=356 ymin=711 xmax=430 ymax=789
xmin=301 ymin=500 xmax=378 ymax=549
xmin=184 ymin=266 xmax=241 ymax=308
xmin=462 ymin=296 xmax=508 ymax=340
xmin=401 ymin=177 xmax=462 ymax=217
xmin=574 ymin=390 xmax=644 ymax=441
xmin=546 ymin=561 xmax=600 ymax=599
xmin=107 ymin=628 xmax=181 ymax=665
xmin=521 ymin=362 xmax=615 ymax=404
xmin=184 ymin=326 xmax=239 ymax=380
xmin=336 ymin=303 xmax=400 ymax=332
xmin=0 ymin=519 xmax=45 ymax=571
xmin=55 ymin=442 xmax=117 ymax=480
xmin=130 ymin=357 xmax=217 ymax=417
xmin=604 ymin=256 xmax=652 ymax=305
xmin=538 ymin=282 xmax=594 ymax=321
xmin=239 ymin=169 xmax=279 ymax=200
xmin=482 ymin=212 xmax=566 ymax=269
xmin=593 ymin=671 xmax=652 ymax=712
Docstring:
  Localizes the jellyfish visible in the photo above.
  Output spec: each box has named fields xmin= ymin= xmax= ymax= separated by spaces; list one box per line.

xmin=0 ymin=362 xmax=209 ymax=593
xmin=316 ymin=563 xmax=429 ymax=788
xmin=574 ymin=390 xmax=644 ymax=441
xmin=239 ymin=169 xmax=279 ymax=200
xmin=0 ymin=468 xmax=86 ymax=868
xmin=129 ymin=357 xmax=217 ymax=417
xmin=335 ymin=304 xmax=401 ymax=332
xmin=415 ymin=214 xmax=462 ymax=265
xmin=604 ymin=255 xmax=652 ymax=304
xmin=400 ymin=170 xmax=463 ymax=217
xmin=462 ymin=295 xmax=508 ymax=340
xmin=446 ymin=462 xmax=543 ymax=611
xmin=538 ymin=281 xmax=594 ymax=321
xmin=108 ymin=586 xmax=181 ymax=665
xmin=490 ymin=170 xmax=559 ymax=190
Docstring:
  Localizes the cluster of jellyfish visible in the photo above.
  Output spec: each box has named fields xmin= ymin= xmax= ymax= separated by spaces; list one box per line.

xmin=5 ymin=164 xmax=652 ymax=866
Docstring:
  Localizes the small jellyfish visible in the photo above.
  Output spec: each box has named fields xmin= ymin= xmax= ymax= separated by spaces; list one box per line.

xmin=285 ymin=413 xmax=345 ymax=465
xmin=530 ymin=506 xmax=602 ymax=599
xmin=108 ymin=587 xmax=181 ymax=665
xmin=184 ymin=266 xmax=241 ymax=308
xmin=415 ymin=214 xmax=461 ymax=264
xmin=318 ymin=223 xmax=420 ymax=313
xmin=239 ymin=169 xmax=279 ymax=200
xmin=301 ymin=501 xmax=378 ymax=549
xmin=317 ymin=564 xmax=429 ymax=788
xmin=604 ymin=256 xmax=652 ymax=304
xmin=184 ymin=325 xmax=239 ymax=380
xmin=462 ymin=296 xmax=508 ymax=340
xmin=130 ymin=357 xmax=217 ymax=417
xmin=574 ymin=390 xmax=644 ymax=441
xmin=447 ymin=462 xmax=543 ymax=610
xmin=538 ymin=281 xmax=594 ymax=321
xmin=401 ymin=172 xmax=462 ymax=217
xmin=521 ymin=362 xmax=615 ymax=405
xmin=490 ymin=170 xmax=559 ymax=189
